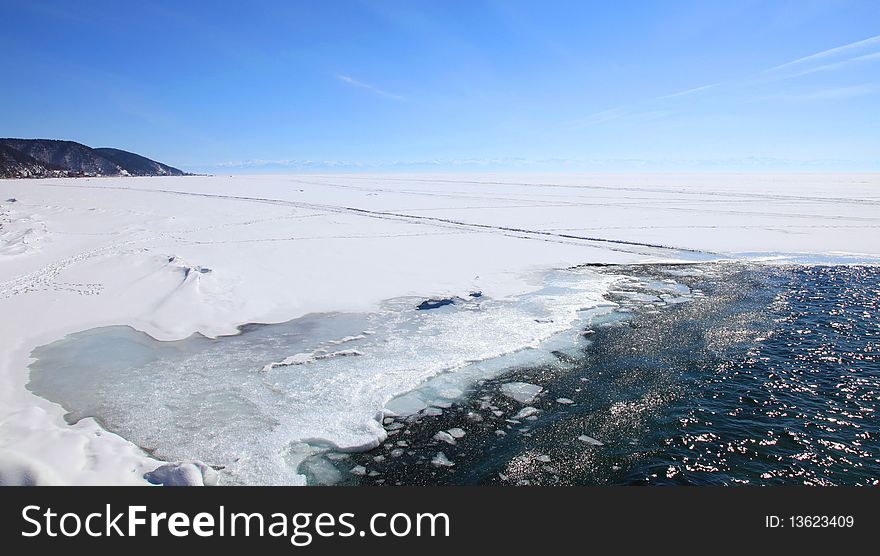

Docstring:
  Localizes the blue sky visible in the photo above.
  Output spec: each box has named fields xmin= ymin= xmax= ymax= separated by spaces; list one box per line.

xmin=2 ymin=0 xmax=879 ymax=172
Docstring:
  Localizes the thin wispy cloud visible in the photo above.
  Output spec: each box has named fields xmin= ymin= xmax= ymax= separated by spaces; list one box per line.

xmin=768 ymin=34 xmax=880 ymax=72
xmin=569 ymin=33 xmax=880 ymax=129
xmin=759 ymin=83 xmax=880 ymax=102
xmin=779 ymin=50 xmax=880 ymax=79
xmin=663 ymin=35 xmax=880 ymax=98
xmin=336 ymin=74 xmax=405 ymax=101
xmin=658 ymin=82 xmax=721 ymax=100
xmin=567 ymin=107 xmax=629 ymax=129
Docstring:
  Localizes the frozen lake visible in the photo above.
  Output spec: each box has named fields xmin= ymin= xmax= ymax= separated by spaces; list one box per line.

xmin=3 ymin=173 xmax=879 ymax=485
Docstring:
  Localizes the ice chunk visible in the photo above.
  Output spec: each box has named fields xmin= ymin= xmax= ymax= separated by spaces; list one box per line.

xmin=350 ymin=465 xmax=367 ymax=476
xmin=433 ymin=431 xmax=456 ymax=445
xmin=556 ymin=397 xmax=575 ymax=404
xmin=513 ymin=406 xmax=540 ymax=419
xmin=299 ymin=456 xmax=343 ymax=485
xmin=500 ymin=382 xmax=543 ymax=403
xmin=447 ymin=427 xmax=466 ymax=439
xmin=385 ymin=392 xmax=429 ymax=415
xmin=578 ymin=435 xmax=604 ymax=446
xmin=144 ymin=461 xmax=219 ymax=486
xmin=431 ymin=452 xmax=454 ymax=467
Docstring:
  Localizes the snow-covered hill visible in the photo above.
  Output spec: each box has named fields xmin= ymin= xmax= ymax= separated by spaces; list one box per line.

xmin=0 ymin=139 xmax=186 ymax=178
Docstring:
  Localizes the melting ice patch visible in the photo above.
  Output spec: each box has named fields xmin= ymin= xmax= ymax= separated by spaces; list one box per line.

xmin=28 ymin=267 xmax=629 ymax=485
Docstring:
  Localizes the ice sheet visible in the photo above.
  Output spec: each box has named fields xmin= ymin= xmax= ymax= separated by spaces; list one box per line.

xmin=2 ymin=172 xmax=879 ymax=485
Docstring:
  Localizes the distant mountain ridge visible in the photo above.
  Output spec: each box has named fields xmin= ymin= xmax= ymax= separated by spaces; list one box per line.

xmin=0 ymin=139 xmax=187 ymax=178
xmin=1 ymin=144 xmax=66 ymax=178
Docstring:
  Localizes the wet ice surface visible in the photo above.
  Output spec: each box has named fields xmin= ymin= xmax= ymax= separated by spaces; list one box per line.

xmin=27 ymin=266 xmax=620 ymax=485
xmin=317 ymin=264 xmax=880 ymax=486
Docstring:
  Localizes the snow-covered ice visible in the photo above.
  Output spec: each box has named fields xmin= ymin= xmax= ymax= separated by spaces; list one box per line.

xmin=1 ymin=172 xmax=879 ymax=485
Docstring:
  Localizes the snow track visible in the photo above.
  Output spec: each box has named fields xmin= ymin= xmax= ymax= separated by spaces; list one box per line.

xmin=26 ymin=180 xmax=712 ymax=257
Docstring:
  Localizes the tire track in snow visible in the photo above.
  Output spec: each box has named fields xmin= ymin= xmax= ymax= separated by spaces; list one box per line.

xmin=28 ymin=182 xmax=714 ymax=257
xmin=288 ymin=178 xmax=880 ymax=224
xmin=333 ymin=175 xmax=880 ymax=207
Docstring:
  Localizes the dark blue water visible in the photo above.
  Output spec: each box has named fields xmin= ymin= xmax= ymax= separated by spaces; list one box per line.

xmin=638 ymin=265 xmax=879 ymax=486
xmin=331 ymin=264 xmax=880 ymax=486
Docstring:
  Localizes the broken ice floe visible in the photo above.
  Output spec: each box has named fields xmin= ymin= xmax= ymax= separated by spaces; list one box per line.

xmin=433 ymin=431 xmax=457 ymax=445
xmin=513 ymin=406 xmax=540 ymax=419
xmin=578 ymin=435 xmax=604 ymax=447
xmin=144 ymin=460 xmax=219 ymax=486
xmin=500 ymin=382 xmax=543 ymax=404
xmin=431 ymin=452 xmax=454 ymax=467
xmin=350 ymin=465 xmax=367 ymax=476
